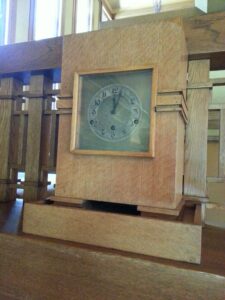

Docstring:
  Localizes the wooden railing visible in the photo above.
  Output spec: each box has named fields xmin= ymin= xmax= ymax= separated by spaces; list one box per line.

xmin=0 ymin=75 xmax=61 ymax=202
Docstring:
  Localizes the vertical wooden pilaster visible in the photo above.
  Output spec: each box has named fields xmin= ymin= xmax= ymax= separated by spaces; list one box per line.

xmin=219 ymin=109 xmax=225 ymax=177
xmin=48 ymin=113 xmax=58 ymax=170
xmin=24 ymin=75 xmax=52 ymax=202
xmin=0 ymin=78 xmax=22 ymax=201
xmin=184 ymin=60 xmax=211 ymax=198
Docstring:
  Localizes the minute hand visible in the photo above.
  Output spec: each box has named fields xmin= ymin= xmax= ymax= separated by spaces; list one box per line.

xmin=111 ymin=91 xmax=121 ymax=115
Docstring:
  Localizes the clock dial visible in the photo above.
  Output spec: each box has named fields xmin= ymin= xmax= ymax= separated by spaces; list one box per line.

xmin=88 ymin=84 xmax=142 ymax=142
xmin=72 ymin=68 xmax=154 ymax=154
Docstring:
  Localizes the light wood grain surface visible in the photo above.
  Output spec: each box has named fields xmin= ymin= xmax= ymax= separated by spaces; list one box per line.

xmin=23 ymin=202 xmax=201 ymax=263
xmin=56 ymin=111 xmax=184 ymax=209
xmin=0 ymin=78 xmax=22 ymax=202
xmin=0 ymin=37 xmax=62 ymax=74
xmin=184 ymin=60 xmax=211 ymax=197
xmin=0 ymin=231 xmax=224 ymax=300
xmin=56 ymin=18 xmax=187 ymax=210
xmin=61 ymin=17 xmax=187 ymax=95
xmin=219 ymin=109 xmax=225 ymax=177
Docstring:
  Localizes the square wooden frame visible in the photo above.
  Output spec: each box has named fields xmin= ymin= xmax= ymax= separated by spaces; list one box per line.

xmin=70 ymin=65 xmax=158 ymax=157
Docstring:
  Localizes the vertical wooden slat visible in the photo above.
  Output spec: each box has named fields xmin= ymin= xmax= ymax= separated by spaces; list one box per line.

xmin=0 ymin=78 xmax=22 ymax=201
xmin=184 ymin=60 xmax=211 ymax=197
xmin=24 ymin=75 xmax=52 ymax=202
xmin=48 ymin=113 xmax=58 ymax=170
xmin=219 ymin=109 xmax=225 ymax=177
xmin=17 ymin=114 xmax=27 ymax=166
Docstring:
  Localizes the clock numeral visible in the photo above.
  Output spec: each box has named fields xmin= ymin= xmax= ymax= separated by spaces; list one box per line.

xmin=112 ymin=87 xmax=120 ymax=95
xmin=133 ymin=108 xmax=139 ymax=115
xmin=101 ymin=91 xmax=107 ymax=98
xmin=91 ymin=109 xmax=97 ymax=116
xmin=130 ymin=98 xmax=135 ymax=105
xmin=90 ymin=120 xmax=97 ymax=127
xmin=95 ymin=99 xmax=101 ymax=106
xmin=101 ymin=128 xmax=105 ymax=135
xmin=111 ymin=131 xmax=116 ymax=138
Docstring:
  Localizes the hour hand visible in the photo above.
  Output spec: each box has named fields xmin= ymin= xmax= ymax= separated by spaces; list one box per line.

xmin=111 ymin=90 xmax=121 ymax=114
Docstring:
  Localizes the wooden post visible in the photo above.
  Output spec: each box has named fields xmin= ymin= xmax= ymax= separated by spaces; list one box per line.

xmin=48 ymin=113 xmax=58 ymax=170
xmin=184 ymin=60 xmax=211 ymax=222
xmin=24 ymin=75 xmax=52 ymax=202
xmin=0 ymin=78 xmax=22 ymax=201
xmin=219 ymin=109 xmax=225 ymax=177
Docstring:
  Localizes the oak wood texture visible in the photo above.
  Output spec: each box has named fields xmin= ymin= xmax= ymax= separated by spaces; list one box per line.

xmin=1 ymin=12 xmax=225 ymax=75
xmin=23 ymin=202 xmax=202 ymax=263
xmin=48 ymin=195 xmax=84 ymax=205
xmin=56 ymin=111 xmax=185 ymax=209
xmin=156 ymin=93 xmax=188 ymax=123
xmin=61 ymin=18 xmax=187 ymax=95
xmin=56 ymin=99 xmax=73 ymax=109
xmin=70 ymin=66 xmax=157 ymax=158
xmin=0 ymin=37 xmax=62 ymax=74
xmin=184 ymin=12 xmax=225 ymax=56
xmin=24 ymin=75 xmax=53 ymax=201
xmin=101 ymin=11 xmax=225 ymax=70
xmin=1 ymin=231 xmax=225 ymax=300
xmin=219 ymin=109 xmax=225 ymax=177
xmin=0 ymin=100 xmax=13 ymax=201
xmin=56 ymin=18 xmax=187 ymax=210
xmin=184 ymin=60 xmax=211 ymax=197
xmin=0 ymin=78 xmax=22 ymax=202
xmin=138 ymin=199 xmax=184 ymax=216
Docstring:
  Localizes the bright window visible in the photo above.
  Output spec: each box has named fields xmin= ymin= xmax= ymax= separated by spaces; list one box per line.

xmin=76 ymin=0 xmax=93 ymax=33
xmin=0 ymin=0 xmax=9 ymax=44
xmin=101 ymin=5 xmax=112 ymax=22
xmin=33 ymin=0 xmax=62 ymax=40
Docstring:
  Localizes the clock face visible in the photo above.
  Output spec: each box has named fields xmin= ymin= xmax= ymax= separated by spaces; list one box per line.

xmin=88 ymin=84 xmax=142 ymax=142
xmin=71 ymin=68 xmax=155 ymax=155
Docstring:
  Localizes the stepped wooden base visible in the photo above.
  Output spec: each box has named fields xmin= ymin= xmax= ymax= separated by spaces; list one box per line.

xmin=23 ymin=201 xmax=202 ymax=264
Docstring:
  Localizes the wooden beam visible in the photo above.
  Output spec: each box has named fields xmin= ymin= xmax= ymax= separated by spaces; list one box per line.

xmin=212 ymin=78 xmax=225 ymax=86
xmin=23 ymin=202 xmax=202 ymax=264
xmin=0 ymin=78 xmax=22 ymax=201
xmin=184 ymin=60 xmax=211 ymax=197
xmin=219 ymin=109 xmax=225 ymax=177
xmin=101 ymin=11 xmax=225 ymax=70
xmin=0 ymin=37 xmax=63 ymax=74
xmin=184 ymin=12 xmax=225 ymax=69
xmin=0 ymin=12 xmax=225 ymax=74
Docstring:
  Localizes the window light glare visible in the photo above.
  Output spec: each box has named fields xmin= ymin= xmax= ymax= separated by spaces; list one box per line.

xmin=4 ymin=0 xmax=10 ymax=44
xmin=76 ymin=0 xmax=93 ymax=33
xmin=34 ymin=0 xmax=62 ymax=40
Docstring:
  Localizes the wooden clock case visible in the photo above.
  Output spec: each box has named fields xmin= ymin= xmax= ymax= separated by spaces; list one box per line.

xmin=56 ymin=17 xmax=187 ymax=212
xmin=23 ymin=18 xmax=202 ymax=264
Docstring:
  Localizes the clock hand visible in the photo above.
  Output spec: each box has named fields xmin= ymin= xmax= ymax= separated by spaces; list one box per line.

xmin=111 ymin=90 xmax=121 ymax=114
